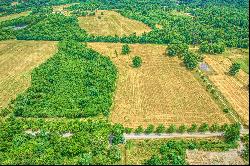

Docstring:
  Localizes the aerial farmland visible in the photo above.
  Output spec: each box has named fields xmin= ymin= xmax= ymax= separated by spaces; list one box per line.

xmin=0 ymin=0 xmax=249 ymax=165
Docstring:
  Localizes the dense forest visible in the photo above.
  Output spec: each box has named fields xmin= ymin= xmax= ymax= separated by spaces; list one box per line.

xmin=0 ymin=117 xmax=121 ymax=165
xmin=0 ymin=0 xmax=249 ymax=52
xmin=12 ymin=40 xmax=117 ymax=118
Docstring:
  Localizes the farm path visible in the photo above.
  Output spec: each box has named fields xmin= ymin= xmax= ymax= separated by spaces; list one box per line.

xmin=124 ymin=129 xmax=249 ymax=140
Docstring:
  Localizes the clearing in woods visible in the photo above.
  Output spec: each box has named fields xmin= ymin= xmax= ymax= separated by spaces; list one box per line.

xmin=0 ymin=40 xmax=57 ymax=109
xmin=0 ymin=11 xmax=30 ymax=22
xmin=88 ymin=42 xmax=231 ymax=128
xmin=52 ymin=4 xmax=75 ymax=16
xmin=204 ymin=52 xmax=249 ymax=127
xmin=79 ymin=10 xmax=152 ymax=37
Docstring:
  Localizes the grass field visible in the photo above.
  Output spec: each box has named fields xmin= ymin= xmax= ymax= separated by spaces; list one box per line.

xmin=88 ymin=42 xmax=231 ymax=128
xmin=79 ymin=10 xmax=152 ymax=37
xmin=0 ymin=11 xmax=30 ymax=22
xmin=0 ymin=40 xmax=57 ymax=109
xmin=221 ymin=48 xmax=249 ymax=74
xmin=204 ymin=56 xmax=249 ymax=126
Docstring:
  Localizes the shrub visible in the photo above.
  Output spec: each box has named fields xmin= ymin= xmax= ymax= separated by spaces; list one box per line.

xmin=125 ymin=140 xmax=134 ymax=150
xmin=112 ymin=134 xmax=125 ymax=145
xmin=242 ymin=144 xmax=249 ymax=162
xmin=132 ymin=56 xmax=142 ymax=68
xmin=125 ymin=127 xmax=133 ymax=134
xmin=229 ymin=63 xmax=241 ymax=76
xmin=112 ymin=123 xmax=125 ymax=135
xmin=167 ymin=43 xmax=189 ymax=57
xmin=187 ymin=124 xmax=198 ymax=133
xmin=199 ymin=41 xmax=226 ymax=54
xmin=209 ymin=123 xmax=220 ymax=132
xmin=183 ymin=51 xmax=199 ymax=70
xmin=108 ymin=145 xmax=122 ymax=162
xmin=223 ymin=108 xmax=229 ymax=113
xmin=178 ymin=125 xmax=187 ymax=133
xmin=145 ymin=155 xmax=162 ymax=165
xmin=167 ymin=124 xmax=176 ymax=133
xmin=145 ymin=124 xmax=154 ymax=134
xmin=112 ymin=124 xmax=125 ymax=145
xmin=198 ymin=123 xmax=209 ymax=132
xmin=0 ymin=108 xmax=11 ymax=117
xmin=224 ymin=123 xmax=241 ymax=143
xmin=135 ymin=125 xmax=144 ymax=134
xmin=155 ymin=124 xmax=165 ymax=134
xmin=220 ymin=123 xmax=230 ymax=132
xmin=121 ymin=44 xmax=130 ymax=55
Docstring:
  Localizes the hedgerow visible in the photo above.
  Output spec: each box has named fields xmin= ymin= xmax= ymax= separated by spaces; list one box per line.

xmin=12 ymin=40 xmax=117 ymax=118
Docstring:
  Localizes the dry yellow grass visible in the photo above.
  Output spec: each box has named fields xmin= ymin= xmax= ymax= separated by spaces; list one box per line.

xmin=79 ymin=10 xmax=151 ymax=36
xmin=52 ymin=4 xmax=74 ymax=16
xmin=0 ymin=40 xmax=57 ymax=109
xmin=0 ymin=12 xmax=30 ymax=22
xmin=186 ymin=149 xmax=245 ymax=165
xmin=204 ymin=56 xmax=249 ymax=126
xmin=88 ymin=42 xmax=231 ymax=128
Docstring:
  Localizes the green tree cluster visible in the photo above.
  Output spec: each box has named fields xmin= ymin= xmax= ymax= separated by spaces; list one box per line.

xmin=132 ymin=56 xmax=142 ymax=68
xmin=121 ymin=44 xmax=131 ymax=55
xmin=12 ymin=40 xmax=117 ymax=118
xmin=229 ymin=63 xmax=241 ymax=76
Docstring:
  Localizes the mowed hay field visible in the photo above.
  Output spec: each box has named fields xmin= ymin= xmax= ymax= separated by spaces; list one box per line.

xmin=0 ymin=11 xmax=30 ymax=22
xmin=0 ymin=40 xmax=57 ymax=109
xmin=204 ymin=55 xmax=249 ymax=126
xmin=88 ymin=42 xmax=231 ymax=128
xmin=79 ymin=10 xmax=151 ymax=37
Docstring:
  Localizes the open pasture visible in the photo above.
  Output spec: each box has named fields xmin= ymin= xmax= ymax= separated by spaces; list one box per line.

xmin=0 ymin=40 xmax=57 ymax=109
xmin=88 ymin=42 xmax=231 ymax=128
xmin=79 ymin=10 xmax=151 ymax=37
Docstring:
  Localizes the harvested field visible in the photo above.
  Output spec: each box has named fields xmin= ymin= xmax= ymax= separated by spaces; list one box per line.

xmin=0 ymin=40 xmax=57 ymax=109
xmin=204 ymin=56 xmax=249 ymax=126
xmin=186 ymin=149 xmax=245 ymax=165
xmin=0 ymin=12 xmax=29 ymax=22
xmin=79 ymin=10 xmax=151 ymax=36
xmin=88 ymin=42 xmax=231 ymax=128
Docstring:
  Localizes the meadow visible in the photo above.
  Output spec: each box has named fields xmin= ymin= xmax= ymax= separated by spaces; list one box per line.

xmin=78 ymin=10 xmax=151 ymax=37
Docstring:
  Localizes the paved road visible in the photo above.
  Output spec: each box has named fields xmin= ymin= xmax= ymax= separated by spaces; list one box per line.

xmin=124 ymin=129 xmax=249 ymax=140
